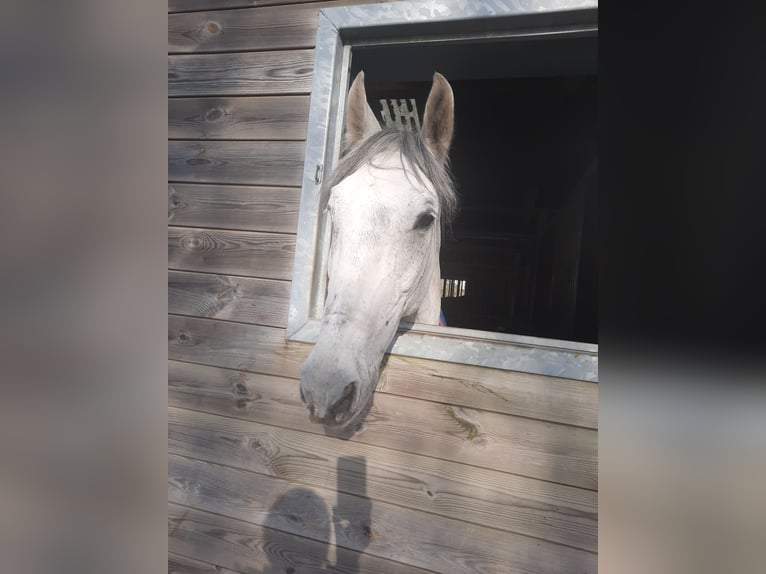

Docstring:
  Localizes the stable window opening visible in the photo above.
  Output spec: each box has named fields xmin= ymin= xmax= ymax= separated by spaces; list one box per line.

xmin=287 ymin=1 xmax=598 ymax=381
xmin=349 ymin=34 xmax=597 ymax=344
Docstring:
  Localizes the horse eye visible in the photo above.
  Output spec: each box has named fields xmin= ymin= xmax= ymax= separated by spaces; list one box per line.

xmin=414 ymin=212 xmax=436 ymax=230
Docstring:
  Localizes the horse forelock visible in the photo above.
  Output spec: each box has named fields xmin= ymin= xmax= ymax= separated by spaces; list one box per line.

xmin=319 ymin=128 xmax=458 ymax=234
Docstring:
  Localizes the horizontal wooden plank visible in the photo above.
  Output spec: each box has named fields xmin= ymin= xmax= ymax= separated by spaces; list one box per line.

xmin=169 ymin=317 xmax=303 ymax=375
xmin=381 ymin=355 xmax=598 ymax=429
xmin=168 ymin=1 xmax=401 ymax=51
xmin=169 ymin=50 xmax=314 ymax=96
xmin=169 ymin=4 xmax=320 ymax=52
xmin=169 ymin=270 xmax=290 ymax=327
xmin=168 ymin=140 xmax=305 ymax=186
xmin=168 ymin=0 xmax=398 ymax=15
xmin=169 ymin=455 xmax=596 ymax=574
xmin=169 ymin=503 xmax=430 ymax=574
xmin=169 ymin=228 xmax=295 ymax=280
xmin=168 ymin=183 xmax=300 ymax=232
xmin=167 ymin=352 xmax=597 ymax=489
xmin=169 ymin=0 xmax=325 ymax=13
xmin=167 ymin=312 xmax=596 ymax=425
xmin=168 ymin=96 xmax=309 ymax=140
xmin=169 ymin=552 xmax=242 ymax=574
xmin=169 ymin=405 xmax=597 ymax=551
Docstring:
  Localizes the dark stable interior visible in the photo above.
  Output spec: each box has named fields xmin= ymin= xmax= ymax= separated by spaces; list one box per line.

xmin=349 ymin=34 xmax=597 ymax=344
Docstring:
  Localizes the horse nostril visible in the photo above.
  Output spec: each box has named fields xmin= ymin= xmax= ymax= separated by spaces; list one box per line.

xmin=330 ymin=381 xmax=357 ymax=423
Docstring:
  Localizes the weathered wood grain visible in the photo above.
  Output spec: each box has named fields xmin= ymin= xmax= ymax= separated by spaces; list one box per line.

xmin=168 ymin=140 xmax=305 ymax=186
xmin=168 ymin=183 xmax=300 ymax=232
xmin=169 ymin=405 xmax=598 ymax=551
xmin=169 ymin=270 xmax=290 ymax=327
xmin=168 ymin=227 xmax=295 ymax=280
xmin=169 ymin=4 xmax=320 ymax=52
xmin=169 ymin=503 xmax=430 ymax=574
xmin=168 ymin=313 xmax=597 ymax=426
xmin=169 ymin=50 xmax=314 ymax=96
xmin=169 ymin=316 xmax=304 ymax=375
xmin=169 ymin=455 xmax=597 ymax=574
xmin=169 ymin=552 xmax=242 ymax=574
xmin=370 ymin=397 xmax=597 ymax=490
xmin=169 ymin=0 xmax=324 ymax=12
xmin=168 ymin=96 xmax=309 ymax=140
xmin=168 ymin=0 xmax=399 ymax=15
xmin=166 ymin=352 xmax=597 ymax=489
xmin=380 ymin=355 xmax=598 ymax=429
xmin=168 ymin=1 xmax=401 ymax=51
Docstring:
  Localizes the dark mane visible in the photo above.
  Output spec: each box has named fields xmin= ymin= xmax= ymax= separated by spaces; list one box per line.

xmin=319 ymin=128 xmax=458 ymax=234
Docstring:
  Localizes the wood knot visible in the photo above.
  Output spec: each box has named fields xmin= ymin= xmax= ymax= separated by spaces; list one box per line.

xmin=232 ymin=380 xmax=260 ymax=407
xmin=181 ymin=232 xmax=213 ymax=251
xmin=206 ymin=21 xmax=221 ymax=34
xmin=233 ymin=382 xmax=247 ymax=395
xmin=362 ymin=525 xmax=373 ymax=538
xmin=446 ymin=406 xmax=485 ymax=442
xmin=214 ymin=277 xmax=239 ymax=307
xmin=205 ymin=108 xmax=224 ymax=121
xmin=177 ymin=331 xmax=190 ymax=343
xmin=168 ymin=187 xmax=181 ymax=221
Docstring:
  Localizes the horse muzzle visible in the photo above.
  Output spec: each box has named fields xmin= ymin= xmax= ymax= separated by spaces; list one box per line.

xmin=301 ymin=379 xmax=359 ymax=427
xmin=299 ymin=348 xmax=369 ymax=427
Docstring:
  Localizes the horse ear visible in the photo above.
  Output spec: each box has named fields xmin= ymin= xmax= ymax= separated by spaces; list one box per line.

xmin=345 ymin=71 xmax=381 ymax=149
xmin=421 ymin=72 xmax=454 ymax=163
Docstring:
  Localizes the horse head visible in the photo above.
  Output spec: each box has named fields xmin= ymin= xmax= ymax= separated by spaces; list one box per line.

xmin=299 ymin=71 xmax=456 ymax=429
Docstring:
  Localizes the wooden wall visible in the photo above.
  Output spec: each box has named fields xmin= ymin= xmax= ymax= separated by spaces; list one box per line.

xmin=168 ymin=2 xmax=598 ymax=573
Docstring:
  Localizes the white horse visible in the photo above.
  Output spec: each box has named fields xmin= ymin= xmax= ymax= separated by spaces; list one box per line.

xmin=299 ymin=71 xmax=456 ymax=429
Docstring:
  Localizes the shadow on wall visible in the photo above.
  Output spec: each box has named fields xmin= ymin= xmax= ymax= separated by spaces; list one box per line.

xmin=261 ymin=457 xmax=371 ymax=574
xmin=334 ymin=457 xmax=372 ymax=572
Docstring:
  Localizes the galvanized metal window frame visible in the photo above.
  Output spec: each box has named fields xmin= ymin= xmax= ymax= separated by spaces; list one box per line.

xmin=287 ymin=0 xmax=599 ymax=382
